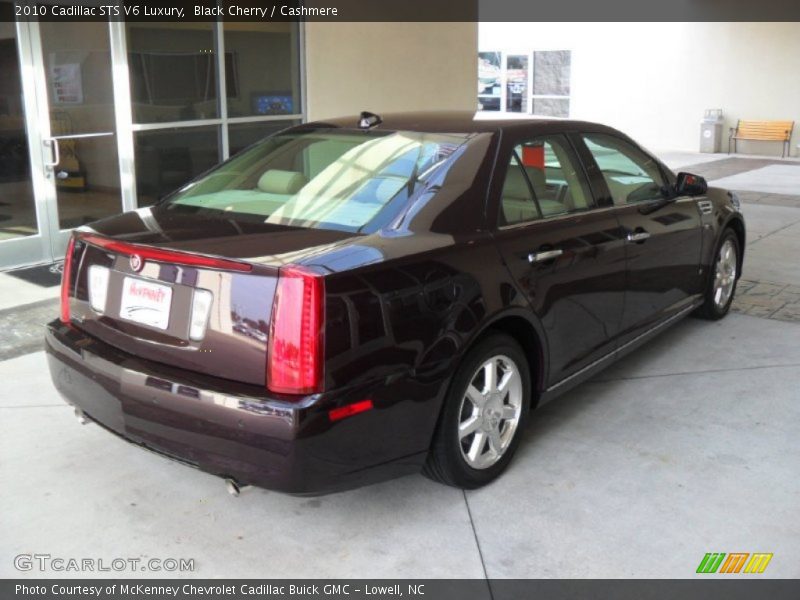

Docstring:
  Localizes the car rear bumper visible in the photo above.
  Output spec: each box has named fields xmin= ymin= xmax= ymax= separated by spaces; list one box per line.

xmin=45 ymin=321 xmax=432 ymax=495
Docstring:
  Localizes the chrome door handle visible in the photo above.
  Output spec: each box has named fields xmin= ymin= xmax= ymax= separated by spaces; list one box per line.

xmin=528 ymin=249 xmax=563 ymax=263
xmin=43 ymin=138 xmax=60 ymax=168
xmin=626 ymin=231 xmax=651 ymax=243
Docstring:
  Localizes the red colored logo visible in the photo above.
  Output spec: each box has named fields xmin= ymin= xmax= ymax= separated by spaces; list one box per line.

xmin=129 ymin=254 xmax=143 ymax=272
xmin=127 ymin=281 xmax=166 ymax=303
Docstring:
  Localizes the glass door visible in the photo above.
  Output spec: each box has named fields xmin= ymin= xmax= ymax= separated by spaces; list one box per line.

xmin=32 ymin=19 xmax=123 ymax=260
xmin=0 ymin=16 xmax=125 ymax=271
xmin=0 ymin=19 xmax=51 ymax=270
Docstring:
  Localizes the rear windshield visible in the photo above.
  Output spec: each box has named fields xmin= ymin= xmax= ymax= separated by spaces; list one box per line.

xmin=161 ymin=129 xmax=471 ymax=233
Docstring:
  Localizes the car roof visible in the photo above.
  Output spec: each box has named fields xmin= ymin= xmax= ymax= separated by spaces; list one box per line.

xmin=301 ymin=110 xmax=622 ymax=136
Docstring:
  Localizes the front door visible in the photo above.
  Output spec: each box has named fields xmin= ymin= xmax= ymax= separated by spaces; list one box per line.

xmin=578 ymin=132 xmax=704 ymax=343
xmin=490 ymin=133 xmax=627 ymax=387
xmin=0 ymin=16 xmax=124 ymax=270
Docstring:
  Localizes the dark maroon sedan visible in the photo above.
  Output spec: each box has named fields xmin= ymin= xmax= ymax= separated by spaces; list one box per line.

xmin=46 ymin=112 xmax=745 ymax=494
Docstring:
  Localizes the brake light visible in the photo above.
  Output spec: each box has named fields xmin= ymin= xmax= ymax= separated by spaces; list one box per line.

xmin=60 ymin=236 xmax=76 ymax=323
xmin=80 ymin=234 xmax=252 ymax=272
xmin=267 ymin=266 xmax=324 ymax=394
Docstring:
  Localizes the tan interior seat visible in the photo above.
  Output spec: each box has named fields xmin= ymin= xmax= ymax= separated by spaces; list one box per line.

xmin=501 ymin=166 xmax=540 ymax=223
xmin=257 ymin=169 xmax=307 ymax=195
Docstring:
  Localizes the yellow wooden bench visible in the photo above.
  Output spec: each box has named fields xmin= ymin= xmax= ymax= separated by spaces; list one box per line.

xmin=728 ymin=119 xmax=794 ymax=157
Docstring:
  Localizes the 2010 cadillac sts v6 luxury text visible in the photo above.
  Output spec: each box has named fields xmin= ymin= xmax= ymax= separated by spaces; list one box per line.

xmin=46 ymin=112 xmax=746 ymax=495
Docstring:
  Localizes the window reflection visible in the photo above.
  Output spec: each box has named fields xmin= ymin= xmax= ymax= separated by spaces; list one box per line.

xmin=223 ymin=22 xmax=301 ymax=118
xmin=325 ymin=260 xmax=487 ymax=388
xmin=505 ymin=55 xmax=528 ymax=113
xmin=39 ymin=20 xmax=122 ymax=229
xmin=477 ymin=51 xmax=501 ymax=111
xmin=134 ymin=126 xmax=221 ymax=206
xmin=127 ymin=22 xmax=218 ymax=123
xmin=0 ymin=22 xmax=37 ymax=240
xmin=228 ymin=120 xmax=299 ymax=156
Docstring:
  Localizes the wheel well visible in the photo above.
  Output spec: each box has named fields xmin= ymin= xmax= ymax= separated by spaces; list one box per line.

xmin=484 ymin=316 xmax=545 ymax=406
xmin=725 ymin=217 xmax=746 ymax=277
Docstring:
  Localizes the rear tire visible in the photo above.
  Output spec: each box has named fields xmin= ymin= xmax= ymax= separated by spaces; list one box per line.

xmin=696 ymin=228 xmax=740 ymax=320
xmin=423 ymin=333 xmax=532 ymax=489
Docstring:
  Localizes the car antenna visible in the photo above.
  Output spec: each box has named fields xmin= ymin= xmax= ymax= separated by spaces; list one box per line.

xmin=358 ymin=111 xmax=382 ymax=130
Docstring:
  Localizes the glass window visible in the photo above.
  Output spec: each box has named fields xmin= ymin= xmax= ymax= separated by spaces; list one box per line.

xmin=162 ymin=129 xmax=471 ymax=233
xmin=500 ymin=135 xmax=592 ymax=226
xmin=126 ymin=23 xmax=218 ymax=123
xmin=134 ymin=126 xmax=221 ymax=206
xmin=505 ymin=55 xmax=528 ymax=113
xmin=38 ymin=21 xmax=123 ymax=230
xmin=477 ymin=52 xmax=501 ymax=111
xmin=228 ymin=120 xmax=299 ymax=156
xmin=125 ymin=21 xmax=304 ymax=211
xmin=0 ymin=22 xmax=37 ymax=240
xmin=583 ymin=134 xmax=666 ymax=205
xmin=223 ymin=22 xmax=301 ymax=119
xmin=500 ymin=154 xmax=540 ymax=225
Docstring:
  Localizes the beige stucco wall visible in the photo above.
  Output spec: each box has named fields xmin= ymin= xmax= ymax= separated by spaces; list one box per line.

xmin=305 ymin=22 xmax=478 ymax=120
xmin=481 ymin=22 xmax=800 ymax=156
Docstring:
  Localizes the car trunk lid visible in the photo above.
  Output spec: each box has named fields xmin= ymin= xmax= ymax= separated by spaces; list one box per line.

xmin=61 ymin=211 xmax=356 ymax=387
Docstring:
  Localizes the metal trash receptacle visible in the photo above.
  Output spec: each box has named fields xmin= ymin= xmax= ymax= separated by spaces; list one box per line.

xmin=700 ymin=109 xmax=724 ymax=153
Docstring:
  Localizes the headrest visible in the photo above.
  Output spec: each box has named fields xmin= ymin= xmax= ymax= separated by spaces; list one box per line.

xmin=257 ymin=170 xmax=307 ymax=195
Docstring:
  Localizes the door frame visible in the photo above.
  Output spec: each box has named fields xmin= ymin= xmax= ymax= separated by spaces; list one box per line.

xmin=1 ymin=18 xmax=134 ymax=271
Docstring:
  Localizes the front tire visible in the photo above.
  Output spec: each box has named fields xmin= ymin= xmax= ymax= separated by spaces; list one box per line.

xmin=424 ymin=333 xmax=531 ymax=489
xmin=696 ymin=228 xmax=740 ymax=320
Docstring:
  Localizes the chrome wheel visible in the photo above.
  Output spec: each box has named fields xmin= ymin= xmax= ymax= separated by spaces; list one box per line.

xmin=713 ymin=239 xmax=737 ymax=308
xmin=457 ymin=355 xmax=523 ymax=470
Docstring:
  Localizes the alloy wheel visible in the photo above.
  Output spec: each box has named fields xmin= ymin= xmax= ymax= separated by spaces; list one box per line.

xmin=713 ymin=239 xmax=737 ymax=308
xmin=457 ymin=355 xmax=523 ymax=470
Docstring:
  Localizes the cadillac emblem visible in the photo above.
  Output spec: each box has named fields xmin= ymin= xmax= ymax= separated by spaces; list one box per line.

xmin=129 ymin=254 xmax=143 ymax=272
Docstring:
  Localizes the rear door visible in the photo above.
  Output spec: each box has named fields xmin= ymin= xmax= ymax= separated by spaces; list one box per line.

xmin=576 ymin=133 xmax=704 ymax=344
xmin=490 ymin=132 xmax=627 ymax=387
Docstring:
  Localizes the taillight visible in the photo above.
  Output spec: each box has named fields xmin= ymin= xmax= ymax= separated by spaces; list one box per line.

xmin=267 ymin=266 xmax=324 ymax=394
xmin=80 ymin=233 xmax=252 ymax=272
xmin=60 ymin=236 xmax=76 ymax=323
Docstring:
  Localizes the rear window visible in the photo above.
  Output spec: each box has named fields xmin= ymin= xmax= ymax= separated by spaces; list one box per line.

xmin=161 ymin=129 xmax=471 ymax=233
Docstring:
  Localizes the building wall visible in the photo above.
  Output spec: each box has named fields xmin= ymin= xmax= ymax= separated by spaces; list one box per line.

xmin=481 ymin=22 xmax=800 ymax=156
xmin=305 ymin=22 xmax=478 ymax=120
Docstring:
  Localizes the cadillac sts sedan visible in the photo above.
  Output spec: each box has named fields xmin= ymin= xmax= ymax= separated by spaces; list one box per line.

xmin=46 ymin=112 xmax=745 ymax=495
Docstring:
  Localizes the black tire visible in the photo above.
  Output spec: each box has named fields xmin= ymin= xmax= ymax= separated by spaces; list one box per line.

xmin=696 ymin=228 xmax=740 ymax=320
xmin=423 ymin=332 xmax=532 ymax=489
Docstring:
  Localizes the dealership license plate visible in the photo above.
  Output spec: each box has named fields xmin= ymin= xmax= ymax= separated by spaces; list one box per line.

xmin=119 ymin=276 xmax=173 ymax=330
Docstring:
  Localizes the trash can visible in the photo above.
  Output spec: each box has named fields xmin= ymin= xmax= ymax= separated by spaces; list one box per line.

xmin=700 ymin=109 xmax=724 ymax=153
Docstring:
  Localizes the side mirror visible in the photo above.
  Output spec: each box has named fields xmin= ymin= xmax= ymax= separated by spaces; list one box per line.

xmin=675 ymin=172 xmax=708 ymax=196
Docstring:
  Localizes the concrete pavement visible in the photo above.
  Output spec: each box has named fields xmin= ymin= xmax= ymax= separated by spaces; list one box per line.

xmin=2 ymin=311 xmax=798 ymax=578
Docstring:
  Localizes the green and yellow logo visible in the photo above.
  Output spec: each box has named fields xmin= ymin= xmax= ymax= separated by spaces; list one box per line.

xmin=696 ymin=552 xmax=773 ymax=574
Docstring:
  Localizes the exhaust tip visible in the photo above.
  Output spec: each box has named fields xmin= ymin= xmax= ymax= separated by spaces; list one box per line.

xmin=225 ymin=478 xmax=251 ymax=497
xmin=74 ymin=408 xmax=89 ymax=425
